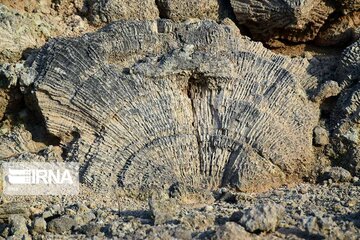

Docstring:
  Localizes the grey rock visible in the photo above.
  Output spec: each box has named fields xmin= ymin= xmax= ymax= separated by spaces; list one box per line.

xmin=32 ymin=217 xmax=46 ymax=234
xmin=313 ymin=126 xmax=329 ymax=146
xmin=0 ymin=203 xmax=30 ymax=221
xmin=216 ymin=222 xmax=252 ymax=240
xmin=156 ymin=0 xmax=220 ymax=21
xmin=78 ymin=222 xmax=102 ymax=237
xmin=321 ymin=167 xmax=353 ymax=183
xmin=8 ymin=214 xmax=28 ymax=236
xmin=230 ymin=0 xmax=334 ymax=42
xmin=47 ymin=216 xmax=77 ymax=234
xmin=239 ymin=202 xmax=285 ymax=233
xmin=149 ymin=193 xmax=180 ymax=225
xmin=86 ymin=0 xmax=159 ymax=25
xmin=28 ymin=20 xmax=320 ymax=193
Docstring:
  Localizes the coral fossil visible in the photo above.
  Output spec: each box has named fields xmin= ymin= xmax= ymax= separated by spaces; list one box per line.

xmin=28 ymin=20 xmax=319 ymax=192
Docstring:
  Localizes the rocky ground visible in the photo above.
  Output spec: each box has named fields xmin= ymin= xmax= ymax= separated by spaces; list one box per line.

xmin=0 ymin=0 xmax=359 ymax=239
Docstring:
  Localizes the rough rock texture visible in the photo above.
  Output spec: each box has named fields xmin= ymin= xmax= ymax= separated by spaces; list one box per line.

xmin=0 ymin=2 xmax=94 ymax=63
xmin=230 ymin=0 xmax=335 ymax=42
xmin=316 ymin=11 xmax=360 ymax=46
xmin=331 ymin=40 xmax=360 ymax=175
xmin=26 ymin=20 xmax=320 ymax=193
xmin=239 ymin=202 xmax=285 ymax=233
xmin=85 ymin=0 xmax=159 ymax=25
xmin=1 ymin=1 xmax=360 ymax=239
xmin=156 ymin=0 xmax=220 ymax=21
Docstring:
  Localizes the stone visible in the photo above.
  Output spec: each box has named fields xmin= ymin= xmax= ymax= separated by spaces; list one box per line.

xmin=47 ymin=216 xmax=77 ymax=234
xmin=156 ymin=0 xmax=220 ymax=21
xmin=216 ymin=222 xmax=253 ymax=240
xmin=0 ymin=203 xmax=30 ymax=221
xmin=149 ymin=193 xmax=180 ymax=225
xmin=32 ymin=217 xmax=46 ymax=234
xmin=230 ymin=0 xmax=334 ymax=42
xmin=321 ymin=167 xmax=353 ymax=183
xmin=8 ymin=215 xmax=28 ymax=236
xmin=26 ymin=20 xmax=320 ymax=193
xmin=331 ymin=40 xmax=360 ymax=175
xmin=315 ymin=11 xmax=360 ymax=46
xmin=313 ymin=126 xmax=329 ymax=146
xmin=239 ymin=202 xmax=285 ymax=233
xmin=85 ymin=0 xmax=159 ymax=25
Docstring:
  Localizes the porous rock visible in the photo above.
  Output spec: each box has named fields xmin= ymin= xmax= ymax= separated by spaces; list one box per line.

xmin=331 ymin=40 xmax=360 ymax=175
xmin=230 ymin=0 xmax=334 ymax=42
xmin=239 ymin=202 xmax=285 ymax=233
xmin=0 ymin=4 xmax=50 ymax=63
xmin=321 ymin=167 xmax=353 ymax=183
xmin=27 ymin=20 xmax=320 ymax=193
xmin=85 ymin=0 xmax=159 ymax=25
xmin=215 ymin=222 xmax=253 ymax=240
xmin=315 ymin=11 xmax=360 ymax=46
xmin=156 ymin=0 xmax=220 ymax=21
xmin=313 ymin=126 xmax=329 ymax=146
xmin=8 ymin=214 xmax=28 ymax=236
xmin=47 ymin=216 xmax=77 ymax=234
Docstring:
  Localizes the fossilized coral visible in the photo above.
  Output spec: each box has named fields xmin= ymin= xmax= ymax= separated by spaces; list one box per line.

xmin=25 ymin=20 xmax=320 ymax=193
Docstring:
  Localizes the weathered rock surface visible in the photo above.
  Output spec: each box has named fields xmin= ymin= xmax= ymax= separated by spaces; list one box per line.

xmin=26 ymin=20 xmax=320 ymax=193
xmin=316 ymin=11 xmax=360 ymax=46
xmin=230 ymin=0 xmax=335 ymax=42
xmin=85 ymin=0 xmax=159 ymax=25
xmin=239 ymin=202 xmax=285 ymax=233
xmin=0 ymin=2 xmax=93 ymax=63
xmin=331 ymin=40 xmax=360 ymax=176
xmin=156 ymin=0 xmax=220 ymax=21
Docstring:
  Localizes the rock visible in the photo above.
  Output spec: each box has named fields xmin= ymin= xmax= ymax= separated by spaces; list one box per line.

xmin=156 ymin=0 xmax=220 ymax=21
xmin=85 ymin=0 xmax=159 ymax=25
xmin=47 ymin=216 xmax=77 ymax=234
xmin=239 ymin=202 xmax=285 ymax=233
xmin=321 ymin=167 xmax=353 ymax=183
xmin=180 ymin=211 xmax=216 ymax=231
xmin=315 ymin=11 xmax=360 ymax=46
xmin=8 ymin=215 xmax=28 ymax=236
xmin=313 ymin=126 xmax=329 ymax=146
xmin=149 ymin=193 xmax=180 ymax=225
xmin=0 ymin=203 xmax=30 ymax=221
xmin=74 ymin=212 xmax=96 ymax=226
xmin=305 ymin=216 xmax=340 ymax=238
xmin=230 ymin=0 xmax=334 ymax=42
xmin=331 ymin=40 xmax=360 ymax=175
xmin=311 ymin=80 xmax=341 ymax=103
xmin=32 ymin=217 xmax=46 ymax=234
xmin=78 ymin=222 xmax=102 ymax=237
xmin=27 ymin=20 xmax=320 ymax=193
xmin=216 ymin=222 xmax=253 ymax=240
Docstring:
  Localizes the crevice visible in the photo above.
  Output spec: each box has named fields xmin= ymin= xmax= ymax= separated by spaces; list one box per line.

xmin=187 ymin=76 xmax=204 ymax=175
xmin=155 ymin=0 xmax=168 ymax=19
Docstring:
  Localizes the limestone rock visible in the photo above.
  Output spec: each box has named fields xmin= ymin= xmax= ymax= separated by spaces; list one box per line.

xmin=27 ymin=20 xmax=319 ymax=193
xmin=85 ymin=0 xmax=159 ymax=25
xmin=230 ymin=0 xmax=334 ymax=42
xmin=239 ymin=202 xmax=285 ymax=233
xmin=331 ymin=40 xmax=360 ymax=175
xmin=156 ymin=0 xmax=220 ymax=21
xmin=47 ymin=216 xmax=77 ymax=234
xmin=0 ymin=203 xmax=31 ymax=221
xmin=315 ymin=11 xmax=360 ymax=46
xmin=0 ymin=4 xmax=50 ymax=63
xmin=32 ymin=217 xmax=47 ymax=234
xmin=313 ymin=126 xmax=329 ymax=146
xmin=8 ymin=215 xmax=29 ymax=236
xmin=215 ymin=222 xmax=253 ymax=240
xmin=321 ymin=167 xmax=353 ymax=183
